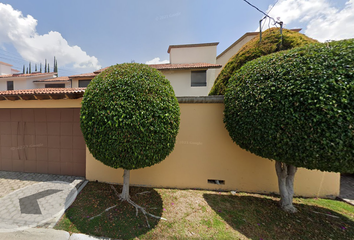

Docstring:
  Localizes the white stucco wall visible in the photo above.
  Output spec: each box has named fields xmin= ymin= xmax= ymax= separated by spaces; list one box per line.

xmin=34 ymin=81 xmax=71 ymax=88
xmin=162 ymin=69 xmax=216 ymax=97
xmin=0 ymin=64 xmax=12 ymax=75
xmin=0 ymin=73 xmax=57 ymax=91
xmin=170 ymin=45 xmax=217 ymax=64
xmin=0 ymin=78 xmax=27 ymax=91
xmin=215 ymin=34 xmax=257 ymax=77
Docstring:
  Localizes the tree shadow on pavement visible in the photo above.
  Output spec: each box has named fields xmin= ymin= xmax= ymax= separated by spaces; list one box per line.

xmin=55 ymin=182 xmax=163 ymax=239
xmin=203 ymin=192 xmax=354 ymax=240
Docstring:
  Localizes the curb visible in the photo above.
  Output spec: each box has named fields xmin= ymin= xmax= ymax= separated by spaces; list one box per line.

xmin=47 ymin=180 xmax=89 ymax=229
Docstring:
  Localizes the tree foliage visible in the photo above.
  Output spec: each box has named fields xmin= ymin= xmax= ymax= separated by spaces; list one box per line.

xmin=209 ymin=28 xmax=317 ymax=95
xmin=80 ymin=63 xmax=180 ymax=170
xmin=224 ymin=39 xmax=354 ymax=173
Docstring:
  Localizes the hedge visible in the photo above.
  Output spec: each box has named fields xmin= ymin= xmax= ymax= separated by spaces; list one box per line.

xmin=224 ymin=39 xmax=354 ymax=173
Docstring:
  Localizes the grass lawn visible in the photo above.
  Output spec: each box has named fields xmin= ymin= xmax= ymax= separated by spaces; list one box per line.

xmin=54 ymin=182 xmax=354 ymax=239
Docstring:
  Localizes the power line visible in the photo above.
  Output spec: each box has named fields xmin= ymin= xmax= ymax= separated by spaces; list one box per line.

xmin=242 ymin=0 xmax=284 ymax=43
xmin=242 ymin=0 xmax=278 ymax=24
xmin=262 ymin=0 xmax=280 ymax=29
xmin=0 ymin=48 xmax=92 ymax=75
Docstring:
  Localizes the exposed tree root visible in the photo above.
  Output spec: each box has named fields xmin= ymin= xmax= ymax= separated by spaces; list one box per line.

xmin=312 ymin=210 xmax=340 ymax=218
xmin=110 ymin=185 xmax=166 ymax=228
xmin=89 ymin=204 xmax=118 ymax=221
xmin=136 ymin=191 xmax=151 ymax=195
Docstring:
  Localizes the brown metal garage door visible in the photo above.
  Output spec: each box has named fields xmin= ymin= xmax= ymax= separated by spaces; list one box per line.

xmin=0 ymin=108 xmax=86 ymax=176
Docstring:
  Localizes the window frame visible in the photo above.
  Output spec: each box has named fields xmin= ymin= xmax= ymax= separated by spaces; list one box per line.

xmin=191 ymin=70 xmax=207 ymax=87
xmin=45 ymin=83 xmax=65 ymax=88
xmin=7 ymin=81 xmax=14 ymax=90
xmin=78 ymin=80 xmax=91 ymax=88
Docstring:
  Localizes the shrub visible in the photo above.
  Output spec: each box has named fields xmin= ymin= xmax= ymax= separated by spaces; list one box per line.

xmin=224 ymin=39 xmax=354 ymax=173
xmin=209 ymin=28 xmax=317 ymax=95
xmin=80 ymin=63 xmax=180 ymax=170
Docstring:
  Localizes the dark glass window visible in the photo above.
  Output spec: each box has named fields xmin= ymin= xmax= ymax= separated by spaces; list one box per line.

xmin=7 ymin=81 xmax=14 ymax=90
xmin=191 ymin=70 xmax=207 ymax=87
xmin=45 ymin=84 xmax=65 ymax=88
xmin=79 ymin=80 xmax=91 ymax=87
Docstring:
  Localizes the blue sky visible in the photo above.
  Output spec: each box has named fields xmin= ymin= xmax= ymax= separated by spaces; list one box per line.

xmin=0 ymin=0 xmax=353 ymax=77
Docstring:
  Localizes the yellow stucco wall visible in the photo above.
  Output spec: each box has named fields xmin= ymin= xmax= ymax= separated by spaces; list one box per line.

xmin=0 ymin=99 xmax=82 ymax=108
xmin=86 ymin=103 xmax=340 ymax=198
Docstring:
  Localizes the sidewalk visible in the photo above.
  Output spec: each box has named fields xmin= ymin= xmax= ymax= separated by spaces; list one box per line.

xmin=0 ymin=228 xmax=118 ymax=240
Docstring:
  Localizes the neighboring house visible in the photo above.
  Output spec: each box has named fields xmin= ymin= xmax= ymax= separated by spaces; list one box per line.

xmin=148 ymin=43 xmax=222 ymax=96
xmin=0 ymin=29 xmax=301 ymax=95
xmin=0 ymin=61 xmax=20 ymax=76
xmin=0 ymin=72 xmax=58 ymax=91
xmin=215 ymin=32 xmax=259 ymax=77
xmin=33 ymin=76 xmax=71 ymax=88
xmin=69 ymin=67 xmax=108 ymax=88
xmin=215 ymin=28 xmax=302 ymax=77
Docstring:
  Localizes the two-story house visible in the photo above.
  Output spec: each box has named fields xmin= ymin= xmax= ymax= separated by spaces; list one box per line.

xmin=0 ymin=61 xmax=20 ymax=76
xmin=0 ymin=29 xmax=301 ymax=96
xmin=148 ymin=43 xmax=222 ymax=96
xmin=0 ymin=61 xmax=59 ymax=91
xmin=0 ymin=72 xmax=58 ymax=91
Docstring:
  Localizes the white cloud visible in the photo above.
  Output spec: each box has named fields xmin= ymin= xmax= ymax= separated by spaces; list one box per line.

xmin=264 ymin=0 xmax=354 ymax=42
xmin=0 ymin=3 xmax=101 ymax=70
xmin=145 ymin=57 xmax=169 ymax=64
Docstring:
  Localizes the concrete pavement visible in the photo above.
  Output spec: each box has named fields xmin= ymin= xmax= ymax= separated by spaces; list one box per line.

xmin=0 ymin=181 xmax=78 ymax=231
xmin=0 ymin=171 xmax=84 ymax=232
xmin=0 ymin=228 xmax=118 ymax=240
xmin=0 ymin=171 xmax=119 ymax=239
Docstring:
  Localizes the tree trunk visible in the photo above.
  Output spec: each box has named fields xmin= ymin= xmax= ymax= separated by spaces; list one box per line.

xmin=120 ymin=169 xmax=130 ymax=200
xmin=275 ymin=161 xmax=297 ymax=213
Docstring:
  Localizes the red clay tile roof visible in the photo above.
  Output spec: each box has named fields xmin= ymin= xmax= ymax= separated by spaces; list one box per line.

xmin=0 ymin=72 xmax=56 ymax=78
xmin=167 ymin=42 xmax=219 ymax=53
xmin=149 ymin=63 xmax=222 ymax=70
xmin=69 ymin=72 xmax=97 ymax=78
xmin=69 ymin=67 xmax=109 ymax=78
xmin=33 ymin=76 xmax=70 ymax=82
xmin=0 ymin=88 xmax=85 ymax=95
xmin=0 ymin=74 xmax=12 ymax=78
xmin=0 ymin=88 xmax=86 ymax=101
xmin=93 ymin=67 xmax=109 ymax=74
xmin=69 ymin=63 xmax=221 ymax=77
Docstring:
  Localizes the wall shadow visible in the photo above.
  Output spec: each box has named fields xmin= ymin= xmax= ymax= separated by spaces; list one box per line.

xmin=0 ymin=170 xmax=82 ymax=184
xmin=203 ymin=193 xmax=354 ymax=240
xmin=340 ymin=174 xmax=354 ymax=202
xmin=58 ymin=182 xmax=163 ymax=239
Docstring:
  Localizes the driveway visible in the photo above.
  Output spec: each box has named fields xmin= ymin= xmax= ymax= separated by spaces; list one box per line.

xmin=0 ymin=171 xmax=85 ymax=232
xmin=339 ymin=174 xmax=354 ymax=206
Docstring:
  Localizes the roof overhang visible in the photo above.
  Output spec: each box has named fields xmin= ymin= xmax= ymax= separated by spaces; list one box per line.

xmin=216 ymin=28 xmax=302 ymax=59
xmin=149 ymin=63 xmax=222 ymax=70
xmin=0 ymin=88 xmax=85 ymax=101
xmin=168 ymin=42 xmax=219 ymax=53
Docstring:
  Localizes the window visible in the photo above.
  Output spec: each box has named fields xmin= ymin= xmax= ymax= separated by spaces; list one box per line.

xmin=79 ymin=80 xmax=91 ymax=87
xmin=45 ymin=84 xmax=65 ymax=88
xmin=7 ymin=81 xmax=14 ymax=90
xmin=191 ymin=70 xmax=207 ymax=87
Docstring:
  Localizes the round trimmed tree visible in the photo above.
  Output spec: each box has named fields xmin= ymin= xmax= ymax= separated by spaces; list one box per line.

xmin=80 ymin=63 xmax=180 ymax=200
xmin=209 ymin=28 xmax=317 ymax=96
xmin=224 ymin=39 xmax=354 ymax=212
